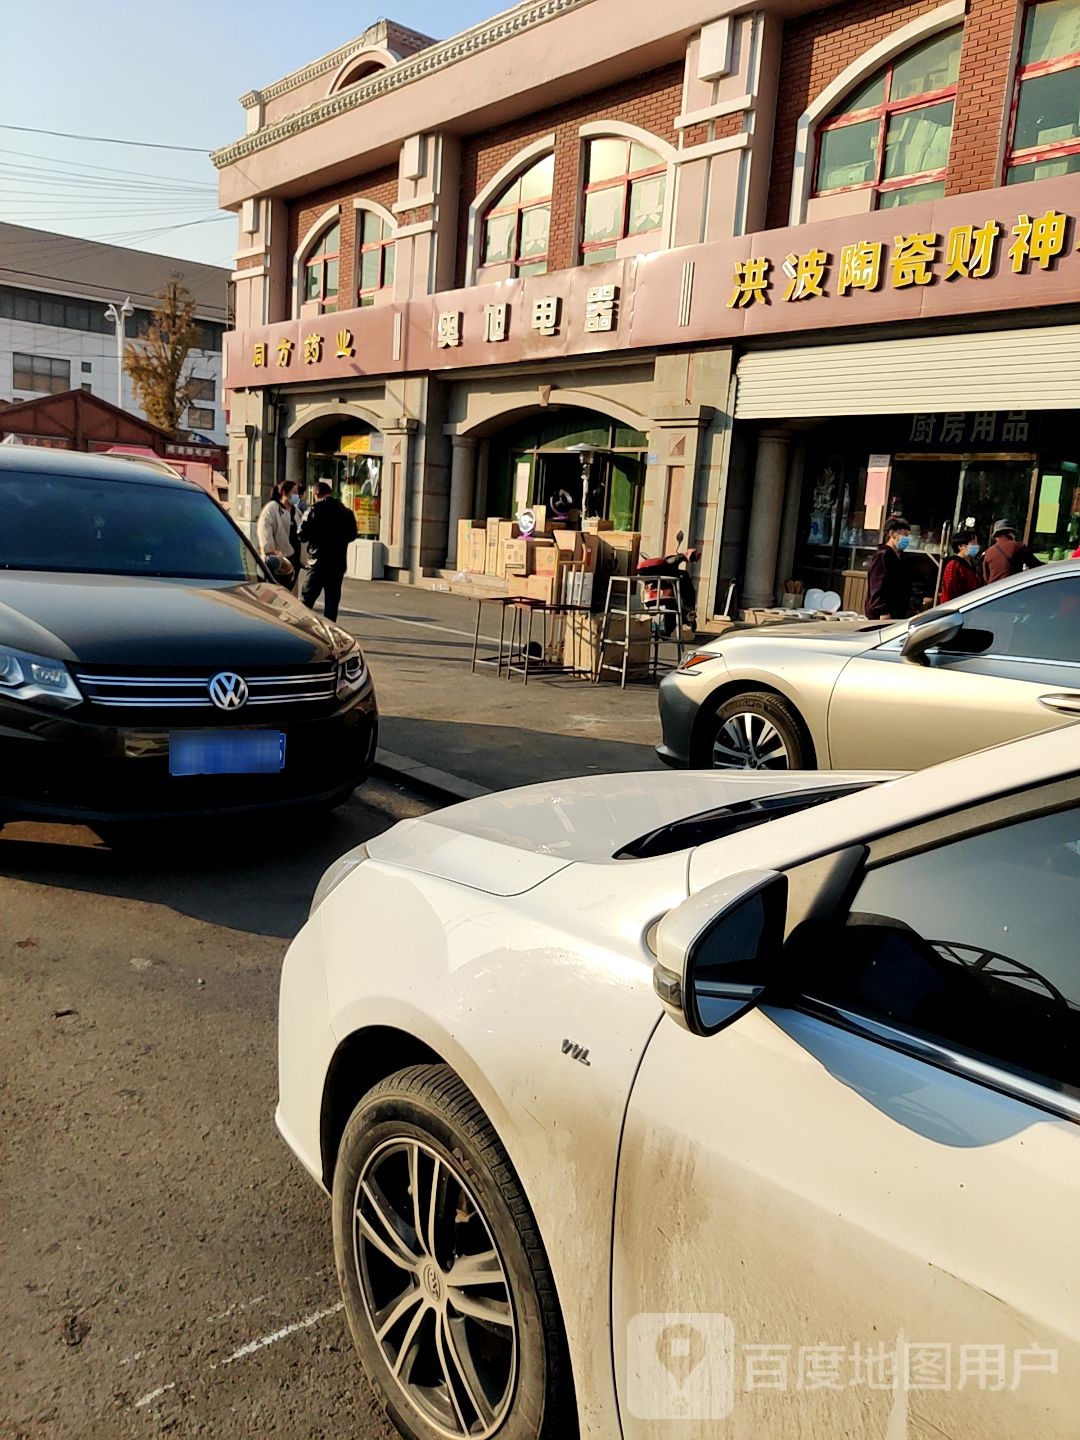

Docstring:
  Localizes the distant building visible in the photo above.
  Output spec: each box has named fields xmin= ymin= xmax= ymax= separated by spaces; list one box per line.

xmin=0 ymin=223 xmax=231 ymax=446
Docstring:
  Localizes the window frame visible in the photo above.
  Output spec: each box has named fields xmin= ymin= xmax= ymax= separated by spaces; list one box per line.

xmin=356 ymin=209 xmax=397 ymax=306
xmin=12 ymin=352 xmax=71 ymax=395
xmin=579 ymin=137 xmax=667 ymax=264
xmin=810 ymin=31 xmax=962 ymax=207
xmin=301 ymin=221 xmax=341 ymax=314
xmin=1004 ymin=0 xmax=1080 ymax=181
xmin=479 ymin=156 xmax=554 ymax=278
xmin=785 ymin=775 xmax=1080 ymax=1125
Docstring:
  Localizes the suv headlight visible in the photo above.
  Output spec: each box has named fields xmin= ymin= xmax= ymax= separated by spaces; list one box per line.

xmin=336 ymin=642 xmax=367 ymax=698
xmin=310 ymin=842 xmax=369 ymax=916
xmin=0 ymin=646 xmax=82 ymax=707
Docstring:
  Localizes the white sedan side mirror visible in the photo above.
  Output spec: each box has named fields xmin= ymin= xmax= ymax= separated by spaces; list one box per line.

xmin=653 ymin=870 xmax=788 ymax=1035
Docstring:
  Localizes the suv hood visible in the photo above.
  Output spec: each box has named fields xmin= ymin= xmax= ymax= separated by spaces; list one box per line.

xmin=365 ymin=770 xmax=872 ymax=895
xmin=0 ymin=572 xmax=341 ymax=667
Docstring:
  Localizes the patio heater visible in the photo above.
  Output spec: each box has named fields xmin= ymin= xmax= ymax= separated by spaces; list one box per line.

xmin=564 ymin=442 xmax=595 ymax=521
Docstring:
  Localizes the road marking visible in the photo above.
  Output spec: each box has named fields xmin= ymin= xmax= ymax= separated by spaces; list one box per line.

xmin=134 ymin=1383 xmax=175 ymax=1408
xmin=220 ymin=1301 xmax=345 ymax=1366
xmin=206 ymin=1294 xmax=267 ymax=1323
xmin=339 ymin=607 xmax=491 ymax=646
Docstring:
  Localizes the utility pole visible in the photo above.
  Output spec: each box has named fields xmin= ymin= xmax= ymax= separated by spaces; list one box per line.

xmin=104 ymin=297 xmax=134 ymax=408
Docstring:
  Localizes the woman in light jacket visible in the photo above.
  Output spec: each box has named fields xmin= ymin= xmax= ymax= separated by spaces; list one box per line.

xmin=257 ymin=483 xmax=295 ymax=586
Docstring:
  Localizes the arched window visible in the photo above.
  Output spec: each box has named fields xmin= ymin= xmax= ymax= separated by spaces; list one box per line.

xmin=580 ymin=137 xmax=666 ymax=264
xmin=302 ymin=223 xmax=340 ymax=313
xmin=812 ymin=29 xmax=961 ymax=208
xmin=357 ymin=211 xmax=395 ymax=305
xmin=481 ymin=154 xmax=553 ymax=277
xmin=1007 ymin=0 xmax=1080 ymax=183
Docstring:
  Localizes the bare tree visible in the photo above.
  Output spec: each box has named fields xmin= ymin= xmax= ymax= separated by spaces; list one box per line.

xmin=123 ymin=276 xmax=200 ymax=434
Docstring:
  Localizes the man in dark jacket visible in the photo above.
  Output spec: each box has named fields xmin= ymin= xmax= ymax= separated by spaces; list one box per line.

xmin=982 ymin=519 xmax=1042 ymax=584
xmin=865 ymin=515 xmax=913 ymax=621
xmin=299 ymin=482 xmax=357 ymax=622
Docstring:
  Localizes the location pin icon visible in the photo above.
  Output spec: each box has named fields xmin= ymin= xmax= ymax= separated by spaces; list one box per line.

xmin=655 ymin=1322 xmax=707 ymax=1390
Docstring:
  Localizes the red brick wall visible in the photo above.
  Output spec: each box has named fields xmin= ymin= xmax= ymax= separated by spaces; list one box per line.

xmin=766 ymin=0 xmax=1023 ymax=229
xmin=456 ymin=62 xmax=684 ymax=284
xmin=287 ymin=165 xmax=398 ymax=307
xmin=947 ymin=0 xmax=1024 ymax=194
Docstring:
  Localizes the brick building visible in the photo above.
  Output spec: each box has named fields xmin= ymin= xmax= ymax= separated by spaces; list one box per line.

xmin=215 ymin=2 xmax=1080 ymax=619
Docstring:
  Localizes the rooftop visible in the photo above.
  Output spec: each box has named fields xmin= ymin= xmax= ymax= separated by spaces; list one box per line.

xmin=0 ymin=223 xmax=231 ymax=321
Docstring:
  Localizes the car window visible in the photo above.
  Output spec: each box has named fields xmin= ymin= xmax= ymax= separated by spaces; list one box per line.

xmin=3 ymin=470 xmax=261 ymax=581
xmin=961 ymin=575 xmax=1080 ymax=662
xmin=802 ymin=806 xmax=1080 ymax=1100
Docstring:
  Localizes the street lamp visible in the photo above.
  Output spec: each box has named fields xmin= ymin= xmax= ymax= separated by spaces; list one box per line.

xmin=564 ymin=442 xmax=595 ymax=520
xmin=104 ymin=296 xmax=134 ymax=408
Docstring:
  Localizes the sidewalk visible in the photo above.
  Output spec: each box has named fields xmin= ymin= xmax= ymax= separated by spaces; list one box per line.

xmin=336 ymin=579 xmax=670 ymax=796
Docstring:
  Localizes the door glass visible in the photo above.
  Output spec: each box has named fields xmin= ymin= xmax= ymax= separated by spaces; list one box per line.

xmin=961 ymin=574 xmax=1080 ymax=661
xmin=886 ymin=460 xmax=957 ymax=608
xmin=804 ymin=804 xmax=1080 ymax=1097
xmin=957 ymin=460 xmax=1033 ymax=549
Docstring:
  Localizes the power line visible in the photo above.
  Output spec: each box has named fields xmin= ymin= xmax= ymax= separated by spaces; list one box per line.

xmin=0 ymin=145 xmax=215 ymax=188
xmin=0 ymin=123 xmax=210 ymax=153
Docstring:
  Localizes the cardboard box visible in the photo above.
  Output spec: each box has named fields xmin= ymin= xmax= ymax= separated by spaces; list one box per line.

xmin=579 ymin=533 xmax=600 ymax=572
xmin=506 ymin=572 xmax=531 ymax=598
xmin=465 ymin=530 xmax=488 ymax=574
xmin=596 ymin=531 xmax=641 ymax=580
xmin=531 ymin=542 xmax=560 ymax=576
xmin=495 ymin=519 xmax=520 ymax=577
xmin=457 ymin=519 xmax=484 ymax=568
xmin=563 ymin=610 xmax=651 ymax=677
xmin=552 ymin=530 xmax=582 ymax=558
xmin=485 ymin=516 xmax=503 ymax=575
xmin=526 ymin=574 xmax=559 ymax=604
xmin=503 ymin=539 xmax=529 ymax=574
xmin=583 ymin=517 xmax=614 ymax=533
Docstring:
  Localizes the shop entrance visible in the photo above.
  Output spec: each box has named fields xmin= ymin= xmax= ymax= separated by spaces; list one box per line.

xmin=486 ymin=408 xmax=647 ymax=528
xmin=301 ymin=421 xmax=383 ymax=538
xmin=889 ymin=455 xmax=1037 ymax=549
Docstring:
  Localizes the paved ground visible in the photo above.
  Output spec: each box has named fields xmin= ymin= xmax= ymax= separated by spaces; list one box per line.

xmin=0 ymin=781 xmax=426 ymax=1440
xmin=337 ymin=577 xmax=669 ymax=792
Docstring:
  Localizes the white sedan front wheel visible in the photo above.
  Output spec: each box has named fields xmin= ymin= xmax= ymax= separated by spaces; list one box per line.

xmin=332 ymin=1064 xmax=573 ymax=1440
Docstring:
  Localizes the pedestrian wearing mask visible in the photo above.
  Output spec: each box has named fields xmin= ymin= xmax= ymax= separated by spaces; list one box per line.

xmin=257 ymin=483 xmax=295 ymax=587
xmin=866 ymin=515 xmax=913 ymax=621
xmin=940 ymin=530 xmax=983 ymax=602
xmin=982 ymin=519 xmax=1042 ymax=584
xmin=280 ymin=479 xmax=303 ymax=593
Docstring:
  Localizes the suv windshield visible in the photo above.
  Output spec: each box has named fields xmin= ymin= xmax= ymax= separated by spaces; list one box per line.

xmin=3 ymin=470 xmax=262 ymax=581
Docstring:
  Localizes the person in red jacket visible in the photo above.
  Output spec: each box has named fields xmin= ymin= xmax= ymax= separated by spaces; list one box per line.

xmin=939 ymin=529 xmax=983 ymax=603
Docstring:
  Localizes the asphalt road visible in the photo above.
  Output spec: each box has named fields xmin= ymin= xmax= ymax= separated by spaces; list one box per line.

xmin=1 ymin=779 xmax=430 ymax=1439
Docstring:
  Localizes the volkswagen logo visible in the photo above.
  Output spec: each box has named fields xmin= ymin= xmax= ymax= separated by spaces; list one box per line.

xmin=208 ymin=672 xmax=249 ymax=711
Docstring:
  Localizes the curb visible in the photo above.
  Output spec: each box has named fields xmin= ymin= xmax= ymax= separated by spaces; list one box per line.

xmin=373 ymin=748 xmax=492 ymax=804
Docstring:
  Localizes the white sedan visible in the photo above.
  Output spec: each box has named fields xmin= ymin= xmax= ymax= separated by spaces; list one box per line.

xmin=278 ymin=729 xmax=1079 ymax=1440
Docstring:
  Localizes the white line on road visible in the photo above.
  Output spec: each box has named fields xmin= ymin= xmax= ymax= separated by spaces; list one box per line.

xmin=220 ymin=1301 xmax=345 ymax=1366
xmin=339 ymin=607 xmax=489 ymax=645
xmin=134 ymin=1382 xmax=175 ymax=1408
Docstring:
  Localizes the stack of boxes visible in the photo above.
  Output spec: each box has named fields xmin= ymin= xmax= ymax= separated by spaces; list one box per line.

xmin=458 ymin=511 xmax=647 ymax=679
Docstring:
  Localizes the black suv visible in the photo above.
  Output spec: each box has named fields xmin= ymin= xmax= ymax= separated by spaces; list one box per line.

xmin=0 ymin=448 xmax=377 ymax=829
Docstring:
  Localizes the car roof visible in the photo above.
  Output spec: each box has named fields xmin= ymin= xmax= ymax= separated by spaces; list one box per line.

xmin=0 ymin=444 xmax=196 ymax=490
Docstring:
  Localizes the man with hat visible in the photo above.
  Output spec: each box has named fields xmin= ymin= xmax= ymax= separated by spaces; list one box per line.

xmin=982 ymin=519 xmax=1042 ymax=585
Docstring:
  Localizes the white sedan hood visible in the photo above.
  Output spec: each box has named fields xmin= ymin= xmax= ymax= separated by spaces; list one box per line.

xmin=364 ymin=770 xmax=867 ymax=895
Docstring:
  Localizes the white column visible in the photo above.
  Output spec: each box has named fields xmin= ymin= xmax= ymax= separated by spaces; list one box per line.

xmin=743 ymin=428 xmax=791 ymax=609
xmin=446 ymin=435 xmax=478 ymax=567
xmin=775 ymin=436 xmax=805 ymax=597
xmin=284 ymin=438 xmax=304 ymax=487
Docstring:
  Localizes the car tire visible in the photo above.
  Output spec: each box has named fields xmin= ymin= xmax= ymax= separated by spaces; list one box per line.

xmin=332 ymin=1063 xmax=574 ymax=1440
xmin=703 ymin=691 xmax=811 ymax=770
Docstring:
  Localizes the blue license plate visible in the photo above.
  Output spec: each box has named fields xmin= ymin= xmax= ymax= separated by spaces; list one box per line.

xmin=169 ymin=730 xmax=286 ymax=777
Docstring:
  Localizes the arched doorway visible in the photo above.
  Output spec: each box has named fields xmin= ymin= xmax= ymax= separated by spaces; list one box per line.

xmin=486 ymin=407 xmax=648 ymax=528
xmin=291 ymin=415 xmax=384 ymax=540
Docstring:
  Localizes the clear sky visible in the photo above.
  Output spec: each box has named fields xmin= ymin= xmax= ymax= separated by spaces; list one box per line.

xmin=1 ymin=0 xmax=497 ymax=271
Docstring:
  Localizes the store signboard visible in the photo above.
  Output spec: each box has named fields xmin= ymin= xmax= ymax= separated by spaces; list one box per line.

xmin=864 ymin=454 xmax=891 ymax=531
xmin=226 ymin=175 xmax=1080 ymax=391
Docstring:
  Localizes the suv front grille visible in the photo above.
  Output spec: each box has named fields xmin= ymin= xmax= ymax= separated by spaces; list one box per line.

xmin=75 ymin=667 xmax=337 ymax=709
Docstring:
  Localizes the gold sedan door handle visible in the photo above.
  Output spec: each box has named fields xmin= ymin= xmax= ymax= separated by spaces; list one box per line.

xmin=1038 ymin=692 xmax=1080 ymax=715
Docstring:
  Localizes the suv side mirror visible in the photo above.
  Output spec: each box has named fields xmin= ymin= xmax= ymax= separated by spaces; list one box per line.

xmin=653 ymin=870 xmax=788 ymax=1036
xmin=901 ymin=610 xmax=964 ymax=665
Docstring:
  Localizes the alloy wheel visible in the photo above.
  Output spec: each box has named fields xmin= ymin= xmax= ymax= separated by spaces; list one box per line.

xmin=353 ymin=1137 xmax=517 ymax=1439
xmin=712 ymin=711 xmax=791 ymax=769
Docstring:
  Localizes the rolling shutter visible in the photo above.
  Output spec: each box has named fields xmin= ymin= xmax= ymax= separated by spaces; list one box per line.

xmin=734 ymin=323 xmax=1080 ymax=419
